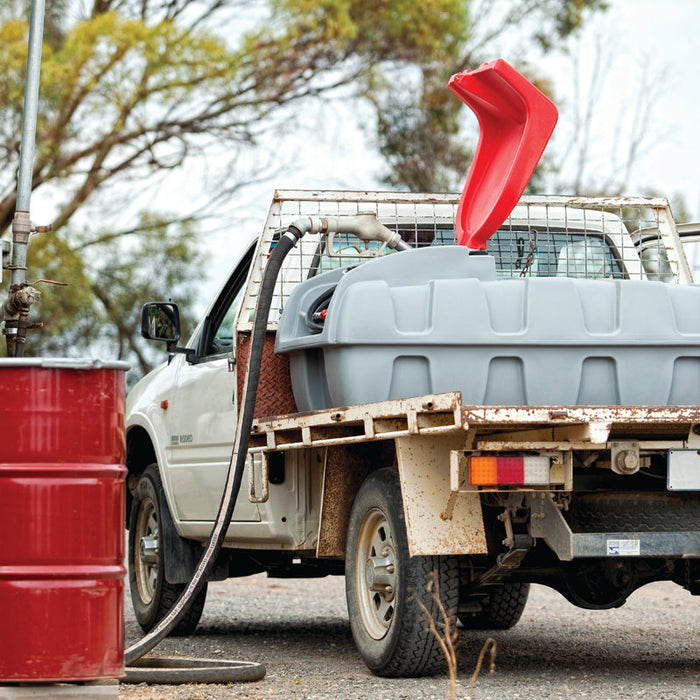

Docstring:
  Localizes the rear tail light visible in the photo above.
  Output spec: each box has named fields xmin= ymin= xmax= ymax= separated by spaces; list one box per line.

xmin=469 ymin=455 xmax=551 ymax=486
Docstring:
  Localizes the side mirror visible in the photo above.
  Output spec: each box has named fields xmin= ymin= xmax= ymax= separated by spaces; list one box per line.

xmin=141 ymin=302 xmax=181 ymax=342
xmin=140 ymin=302 xmax=195 ymax=359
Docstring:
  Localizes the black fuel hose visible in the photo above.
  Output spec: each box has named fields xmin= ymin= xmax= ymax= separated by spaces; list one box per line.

xmin=124 ymin=227 xmax=302 ymax=666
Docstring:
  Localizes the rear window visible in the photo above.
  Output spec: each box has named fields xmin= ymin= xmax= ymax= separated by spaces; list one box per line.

xmin=314 ymin=224 xmax=625 ymax=279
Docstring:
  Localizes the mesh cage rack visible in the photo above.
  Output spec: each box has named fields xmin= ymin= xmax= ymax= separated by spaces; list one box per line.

xmin=238 ymin=190 xmax=692 ymax=332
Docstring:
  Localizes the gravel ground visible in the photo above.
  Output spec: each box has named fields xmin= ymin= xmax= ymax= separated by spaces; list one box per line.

xmin=120 ymin=574 xmax=700 ymax=700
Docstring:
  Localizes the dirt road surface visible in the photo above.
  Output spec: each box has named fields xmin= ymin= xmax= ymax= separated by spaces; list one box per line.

xmin=119 ymin=574 xmax=699 ymax=700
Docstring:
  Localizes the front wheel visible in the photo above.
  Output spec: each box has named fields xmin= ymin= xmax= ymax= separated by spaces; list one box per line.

xmin=345 ymin=468 xmax=459 ymax=677
xmin=128 ymin=464 xmax=207 ymax=636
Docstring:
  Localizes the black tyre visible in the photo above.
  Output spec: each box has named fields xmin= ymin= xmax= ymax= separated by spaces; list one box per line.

xmin=128 ymin=464 xmax=207 ymax=636
xmin=460 ymin=582 xmax=530 ymax=630
xmin=345 ymin=468 xmax=459 ymax=677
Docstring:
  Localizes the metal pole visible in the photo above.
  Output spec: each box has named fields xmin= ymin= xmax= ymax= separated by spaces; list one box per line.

xmin=4 ymin=0 xmax=46 ymax=356
xmin=15 ymin=0 xmax=45 ymax=217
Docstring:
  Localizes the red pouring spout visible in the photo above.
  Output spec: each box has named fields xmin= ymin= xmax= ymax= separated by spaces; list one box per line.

xmin=448 ymin=59 xmax=558 ymax=249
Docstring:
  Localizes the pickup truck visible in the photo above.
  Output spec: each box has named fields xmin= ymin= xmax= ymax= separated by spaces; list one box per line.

xmin=126 ymin=189 xmax=700 ymax=677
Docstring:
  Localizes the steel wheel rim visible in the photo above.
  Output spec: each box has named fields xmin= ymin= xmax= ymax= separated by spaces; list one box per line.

xmin=134 ymin=497 xmax=159 ymax=605
xmin=355 ymin=507 xmax=398 ymax=640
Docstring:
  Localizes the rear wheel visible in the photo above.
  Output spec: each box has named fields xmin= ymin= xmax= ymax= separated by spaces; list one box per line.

xmin=128 ymin=464 xmax=207 ymax=636
xmin=460 ymin=582 xmax=530 ymax=629
xmin=345 ymin=468 xmax=459 ymax=677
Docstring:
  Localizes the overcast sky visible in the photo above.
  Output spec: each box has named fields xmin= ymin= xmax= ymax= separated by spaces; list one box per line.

xmin=192 ymin=0 xmax=700 ymax=294
xmin=24 ymin=0 xmax=699 ymax=294
xmin=556 ymin=0 xmax=700 ymax=216
xmin=257 ymin=0 xmax=700 ymax=208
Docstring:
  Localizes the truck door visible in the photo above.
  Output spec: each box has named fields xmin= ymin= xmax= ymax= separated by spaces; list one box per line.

xmin=166 ymin=245 xmax=259 ymax=523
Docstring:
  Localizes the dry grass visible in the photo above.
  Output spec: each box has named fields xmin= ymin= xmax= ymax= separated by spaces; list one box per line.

xmin=413 ymin=570 xmax=497 ymax=700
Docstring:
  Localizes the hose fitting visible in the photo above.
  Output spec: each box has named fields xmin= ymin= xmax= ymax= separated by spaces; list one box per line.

xmin=286 ymin=216 xmax=326 ymax=242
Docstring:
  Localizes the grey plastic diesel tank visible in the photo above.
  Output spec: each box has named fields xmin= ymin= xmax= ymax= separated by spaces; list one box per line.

xmin=275 ymin=246 xmax=700 ymax=412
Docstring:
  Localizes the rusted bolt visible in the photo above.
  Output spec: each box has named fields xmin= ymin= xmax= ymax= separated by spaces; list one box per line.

xmin=251 ymin=424 xmax=259 ymax=433
xmin=421 ymin=401 xmax=434 ymax=410
xmin=330 ymin=412 xmax=343 ymax=422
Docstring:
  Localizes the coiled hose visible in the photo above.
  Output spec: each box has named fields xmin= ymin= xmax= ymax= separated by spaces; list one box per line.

xmin=125 ymin=225 xmax=305 ymax=666
xmin=124 ymin=213 xmax=408 ymax=674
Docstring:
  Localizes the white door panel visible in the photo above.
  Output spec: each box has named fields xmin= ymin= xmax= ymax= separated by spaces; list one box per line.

xmin=167 ymin=357 xmax=260 ymax=522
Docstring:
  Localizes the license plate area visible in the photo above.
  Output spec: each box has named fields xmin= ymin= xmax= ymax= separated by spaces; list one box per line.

xmin=668 ymin=449 xmax=700 ymax=490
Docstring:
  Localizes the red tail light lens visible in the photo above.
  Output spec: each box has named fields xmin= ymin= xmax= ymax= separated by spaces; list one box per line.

xmin=469 ymin=455 xmax=551 ymax=486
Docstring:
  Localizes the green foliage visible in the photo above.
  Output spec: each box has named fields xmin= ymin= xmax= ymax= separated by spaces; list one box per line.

xmin=0 ymin=0 xmax=609 ymax=372
xmin=274 ymin=0 xmax=467 ymax=60
xmin=371 ymin=0 xmax=608 ymax=192
xmin=24 ymin=214 xmax=204 ymax=376
xmin=533 ymin=0 xmax=608 ymax=50
xmin=374 ymin=76 xmax=469 ymax=193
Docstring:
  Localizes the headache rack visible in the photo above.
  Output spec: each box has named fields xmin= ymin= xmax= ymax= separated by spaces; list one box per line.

xmin=237 ymin=190 xmax=692 ymax=332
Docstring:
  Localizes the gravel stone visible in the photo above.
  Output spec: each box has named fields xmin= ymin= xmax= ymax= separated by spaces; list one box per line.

xmin=120 ymin=574 xmax=700 ymax=699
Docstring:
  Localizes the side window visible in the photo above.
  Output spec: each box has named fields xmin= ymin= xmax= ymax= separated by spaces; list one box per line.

xmin=205 ymin=286 xmax=245 ymax=356
xmin=196 ymin=244 xmax=255 ymax=360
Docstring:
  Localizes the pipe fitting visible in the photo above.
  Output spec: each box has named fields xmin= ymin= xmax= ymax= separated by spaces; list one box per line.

xmin=321 ymin=213 xmax=411 ymax=251
xmin=610 ymin=441 xmax=640 ymax=475
xmin=615 ymin=450 xmax=639 ymax=474
xmin=286 ymin=213 xmax=411 ymax=251
xmin=11 ymin=212 xmax=32 ymax=245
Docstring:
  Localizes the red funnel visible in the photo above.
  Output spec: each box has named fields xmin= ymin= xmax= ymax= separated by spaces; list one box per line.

xmin=448 ymin=59 xmax=558 ymax=249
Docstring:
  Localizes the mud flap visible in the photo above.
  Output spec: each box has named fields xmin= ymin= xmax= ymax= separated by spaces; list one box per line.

xmin=395 ymin=433 xmax=487 ymax=557
xmin=160 ymin=489 xmax=228 ymax=583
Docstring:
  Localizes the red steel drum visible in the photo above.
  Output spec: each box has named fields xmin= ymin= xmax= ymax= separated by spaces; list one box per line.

xmin=0 ymin=358 xmax=129 ymax=681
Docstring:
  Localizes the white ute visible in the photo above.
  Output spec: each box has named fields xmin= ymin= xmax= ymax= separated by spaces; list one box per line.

xmin=126 ymin=190 xmax=700 ymax=677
